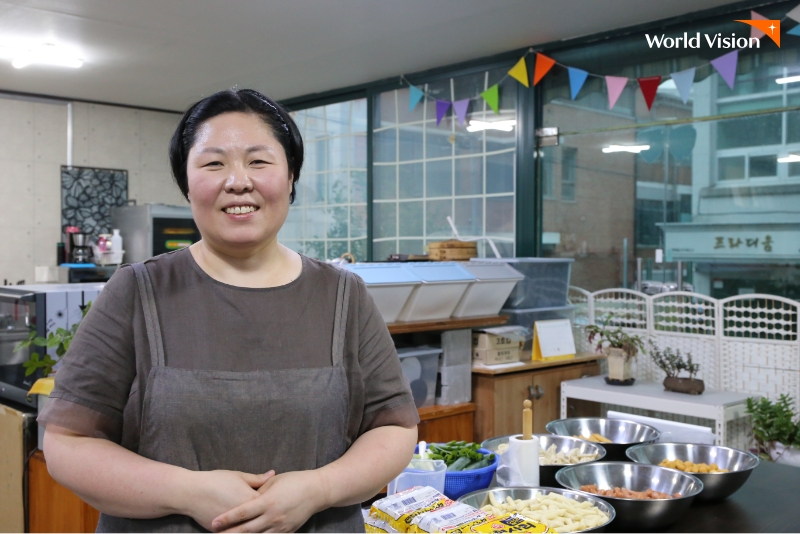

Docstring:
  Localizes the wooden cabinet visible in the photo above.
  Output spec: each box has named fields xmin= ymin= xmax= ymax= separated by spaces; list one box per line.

xmin=29 ymin=451 xmax=100 ymax=533
xmin=417 ymin=403 xmax=475 ymax=443
xmin=472 ymin=355 xmax=602 ymax=443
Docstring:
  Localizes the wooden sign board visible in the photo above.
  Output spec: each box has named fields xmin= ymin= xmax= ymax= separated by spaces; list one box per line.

xmin=532 ymin=319 xmax=576 ymax=361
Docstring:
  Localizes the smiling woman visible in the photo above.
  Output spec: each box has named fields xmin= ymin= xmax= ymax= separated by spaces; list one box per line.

xmin=36 ymin=88 xmax=419 ymax=533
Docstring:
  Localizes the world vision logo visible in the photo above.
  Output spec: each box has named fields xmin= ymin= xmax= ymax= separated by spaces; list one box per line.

xmin=646 ymin=19 xmax=780 ymax=49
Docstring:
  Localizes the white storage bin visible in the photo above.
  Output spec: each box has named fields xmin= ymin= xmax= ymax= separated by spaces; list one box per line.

xmin=397 ymin=346 xmax=442 ymax=408
xmin=452 ymin=262 xmax=524 ymax=317
xmin=471 ymin=257 xmax=573 ymax=309
xmin=343 ymin=263 xmax=421 ymax=323
xmin=395 ymin=263 xmax=475 ymax=322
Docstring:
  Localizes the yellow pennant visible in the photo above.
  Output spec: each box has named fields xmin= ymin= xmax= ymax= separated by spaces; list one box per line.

xmin=508 ymin=56 xmax=529 ymax=88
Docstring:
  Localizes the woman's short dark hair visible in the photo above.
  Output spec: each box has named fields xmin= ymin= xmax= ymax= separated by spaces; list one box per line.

xmin=169 ymin=88 xmax=304 ymax=203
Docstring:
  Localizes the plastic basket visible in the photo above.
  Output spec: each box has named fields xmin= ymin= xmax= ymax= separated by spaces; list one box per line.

xmin=416 ymin=445 xmax=498 ymax=500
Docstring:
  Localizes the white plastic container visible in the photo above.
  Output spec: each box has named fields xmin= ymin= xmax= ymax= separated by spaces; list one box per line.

xmin=395 ymin=263 xmax=475 ymax=322
xmin=397 ymin=346 xmax=442 ymax=408
xmin=343 ymin=263 xmax=421 ymax=323
xmin=452 ymin=262 xmax=524 ymax=317
xmin=471 ymin=257 xmax=574 ymax=309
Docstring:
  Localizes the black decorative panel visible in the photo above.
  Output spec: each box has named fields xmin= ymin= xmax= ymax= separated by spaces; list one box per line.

xmin=61 ymin=166 xmax=128 ymax=237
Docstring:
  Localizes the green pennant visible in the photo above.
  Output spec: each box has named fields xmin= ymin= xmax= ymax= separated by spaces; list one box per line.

xmin=481 ymin=84 xmax=500 ymax=114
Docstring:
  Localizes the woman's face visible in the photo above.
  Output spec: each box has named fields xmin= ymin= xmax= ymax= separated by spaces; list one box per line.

xmin=186 ymin=112 xmax=293 ymax=252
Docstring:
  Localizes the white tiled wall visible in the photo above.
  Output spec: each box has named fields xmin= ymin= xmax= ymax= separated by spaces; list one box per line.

xmin=0 ymin=95 xmax=183 ymax=284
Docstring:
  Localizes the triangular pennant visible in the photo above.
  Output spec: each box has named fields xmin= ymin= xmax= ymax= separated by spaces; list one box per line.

xmin=605 ymin=76 xmax=628 ymax=110
xmin=481 ymin=85 xmax=500 ymax=114
xmin=748 ymin=10 xmax=768 ymax=39
xmin=789 ymin=24 xmax=800 ymax=36
xmin=435 ymin=99 xmax=451 ymax=126
xmin=711 ymin=50 xmax=739 ymax=90
xmin=453 ymin=99 xmax=470 ymax=125
xmin=670 ymin=67 xmax=695 ymax=105
xmin=409 ymin=85 xmax=424 ymax=112
xmin=567 ymin=67 xmax=589 ymax=100
xmin=533 ymin=53 xmax=556 ymax=86
xmin=638 ymin=76 xmax=662 ymax=111
xmin=736 ymin=18 xmax=780 ymax=47
xmin=788 ymin=4 xmax=800 ymax=23
xmin=508 ymin=56 xmax=529 ymax=88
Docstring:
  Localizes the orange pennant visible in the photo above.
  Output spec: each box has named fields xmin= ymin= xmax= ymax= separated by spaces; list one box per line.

xmin=736 ymin=19 xmax=780 ymax=47
xmin=533 ymin=53 xmax=556 ymax=86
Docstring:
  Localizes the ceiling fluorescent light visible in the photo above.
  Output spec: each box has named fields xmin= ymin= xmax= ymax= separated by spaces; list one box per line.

xmin=602 ymin=144 xmax=650 ymax=154
xmin=776 ymin=75 xmax=800 ymax=84
xmin=777 ymin=154 xmax=800 ymax=163
xmin=5 ymin=43 xmax=82 ymax=69
xmin=466 ymin=120 xmax=516 ymax=132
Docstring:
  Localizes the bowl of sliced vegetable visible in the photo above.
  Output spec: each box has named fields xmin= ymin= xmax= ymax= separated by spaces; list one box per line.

xmin=416 ymin=441 xmax=498 ymax=499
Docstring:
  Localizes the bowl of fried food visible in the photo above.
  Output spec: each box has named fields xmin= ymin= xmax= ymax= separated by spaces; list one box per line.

xmin=482 ymin=434 xmax=606 ymax=487
xmin=458 ymin=487 xmax=615 ymax=533
xmin=625 ymin=442 xmax=759 ymax=501
xmin=555 ymin=461 xmax=702 ymax=531
xmin=545 ymin=418 xmax=660 ymax=461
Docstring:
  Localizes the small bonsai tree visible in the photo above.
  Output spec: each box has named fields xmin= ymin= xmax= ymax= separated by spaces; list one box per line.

xmin=648 ymin=340 xmax=699 ymax=379
xmin=585 ymin=314 xmax=645 ymax=361
xmin=14 ymin=301 xmax=92 ymax=377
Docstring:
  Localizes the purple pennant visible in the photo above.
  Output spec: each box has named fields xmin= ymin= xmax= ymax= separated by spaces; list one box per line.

xmin=710 ymin=50 xmax=738 ymax=90
xmin=453 ymin=99 xmax=470 ymax=125
xmin=435 ymin=99 xmax=451 ymax=126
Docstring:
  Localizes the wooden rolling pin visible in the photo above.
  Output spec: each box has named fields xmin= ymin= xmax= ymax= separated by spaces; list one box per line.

xmin=522 ymin=399 xmax=532 ymax=440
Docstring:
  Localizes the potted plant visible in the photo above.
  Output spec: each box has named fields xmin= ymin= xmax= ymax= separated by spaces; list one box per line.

xmin=585 ymin=314 xmax=645 ymax=385
xmin=648 ymin=340 xmax=704 ymax=394
xmin=745 ymin=394 xmax=800 ymax=467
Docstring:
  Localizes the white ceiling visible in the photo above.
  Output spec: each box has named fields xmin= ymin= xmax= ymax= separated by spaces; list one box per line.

xmin=0 ymin=0 xmax=740 ymax=111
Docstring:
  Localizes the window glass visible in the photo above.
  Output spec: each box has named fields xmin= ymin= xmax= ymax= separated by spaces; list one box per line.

xmin=282 ymin=99 xmax=368 ymax=260
xmin=372 ymin=69 xmax=516 ymax=259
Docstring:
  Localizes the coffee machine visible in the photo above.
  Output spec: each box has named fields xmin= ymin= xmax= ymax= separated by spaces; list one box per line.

xmin=69 ymin=233 xmax=93 ymax=264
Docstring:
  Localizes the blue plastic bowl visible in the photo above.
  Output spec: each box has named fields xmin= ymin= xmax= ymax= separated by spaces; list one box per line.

xmin=415 ymin=445 xmax=498 ymax=500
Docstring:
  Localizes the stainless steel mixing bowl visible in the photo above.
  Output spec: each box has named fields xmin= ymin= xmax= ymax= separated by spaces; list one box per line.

xmin=481 ymin=434 xmax=606 ymax=488
xmin=458 ymin=486 xmax=615 ymax=533
xmin=546 ymin=418 xmax=660 ymax=461
xmin=625 ymin=442 xmax=760 ymax=501
xmin=555 ymin=461 xmax=702 ymax=531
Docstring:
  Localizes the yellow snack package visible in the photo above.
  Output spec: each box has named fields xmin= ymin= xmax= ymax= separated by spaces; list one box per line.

xmin=469 ymin=513 xmax=552 ymax=533
xmin=410 ymin=502 xmax=494 ymax=533
xmin=370 ymin=486 xmax=455 ymax=533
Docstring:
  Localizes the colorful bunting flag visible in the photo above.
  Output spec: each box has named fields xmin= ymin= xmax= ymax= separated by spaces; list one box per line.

xmin=788 ymin=24 xmax=800 ymax=36
xmin=533 ymin=53 xmax=556 ymax=86
xmin=453 ymin=99 xmax=470 ymax=125
xmin=711 ymin=50 xmax=739 ymax=90
xmin=670 ymin=67 xmax=695 ymax=105
xmin=748 ymin=10 xmax=768 ymax=39
xmin=409 ymin=85 xmax=424 ymax=112
xmin=481 ymin=85 xmax=500 ymax=114
xmin=736 ymin=18 xmax=780 ymax=47
xmin=508 ymin=56 xmax=529 ymax=88
xmin=567 ymin=68 xmax=589 ymax=100
xmin=638 ymin=76 xmax=662 ymax=111
xmin=605 ymin=76 xmax=628 ymax=110
xmin=435 ymin=99 xmax=451 ymax=125
xmin=788 ymin=4 xmax=800 ymax=22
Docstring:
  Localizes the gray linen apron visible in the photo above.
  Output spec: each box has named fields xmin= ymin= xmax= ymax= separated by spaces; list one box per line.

xmin=97 ymin=262 xmax=364 ymax=533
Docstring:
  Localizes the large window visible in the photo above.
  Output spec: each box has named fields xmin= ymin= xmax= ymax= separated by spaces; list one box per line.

xmin=281 ymin=99 xmax=368 ymax=260
xmin=371 ymin=70 xmax=517 ymax=260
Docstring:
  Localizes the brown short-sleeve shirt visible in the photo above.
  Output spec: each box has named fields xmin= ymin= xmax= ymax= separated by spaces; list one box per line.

xmin=38 ymin=248 xmax=419 ymax=452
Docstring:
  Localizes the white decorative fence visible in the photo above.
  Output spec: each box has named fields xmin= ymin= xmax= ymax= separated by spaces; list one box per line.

xmin=568 ymin=287 xmax=800 ymax=449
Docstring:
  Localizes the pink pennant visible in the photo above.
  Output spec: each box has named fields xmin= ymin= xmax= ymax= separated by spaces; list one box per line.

xmin=453 ymin=99 xmax=470 ymax=125
xmin=435 ymin=100 xmax=451 ymax=126
xmin=605 ymin=76 xmax=628 ymax=110
xmin=750 ymin=10 xmax=768 ymax=39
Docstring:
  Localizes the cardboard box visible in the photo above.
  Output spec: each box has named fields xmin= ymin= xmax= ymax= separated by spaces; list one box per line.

xmin=472 ymin=326 xmax=527 ymax=350
xmin=473 ymin=347 xmax=520 ymax=365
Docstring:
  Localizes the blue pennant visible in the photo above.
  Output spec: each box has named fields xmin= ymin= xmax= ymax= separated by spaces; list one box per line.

xmin=788 ymin=24 xmax=800 ymax=36
xmin=409 ymin=85 xmax=424 ymax=112
xmin=568 ymin=67 xmax=589 ymax=100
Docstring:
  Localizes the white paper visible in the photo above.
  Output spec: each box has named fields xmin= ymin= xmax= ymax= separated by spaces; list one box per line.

xmin=496 ymin=435 xmax=539 ymax=487
xmin=534 ymin=319 xmax=576 ymax=358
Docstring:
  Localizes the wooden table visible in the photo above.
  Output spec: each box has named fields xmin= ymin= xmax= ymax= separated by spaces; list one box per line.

xmin=664 ymin=460 xmax=800 ymax=533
